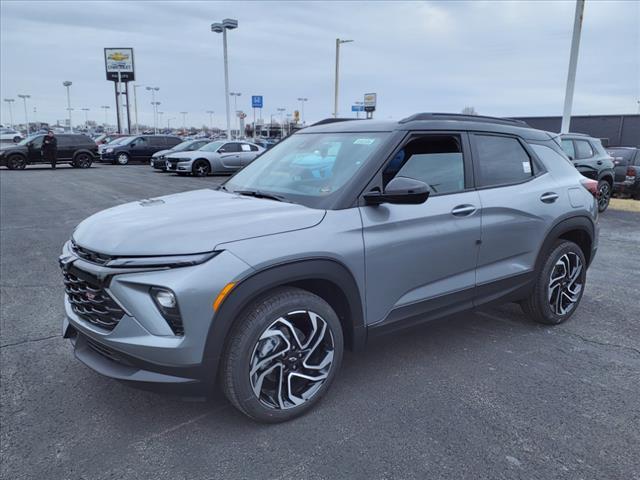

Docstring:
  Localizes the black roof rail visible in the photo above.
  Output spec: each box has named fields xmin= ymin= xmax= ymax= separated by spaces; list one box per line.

xmin=311 ymin=118 xmax=361 ymax=126
xmin=560 ymin=132 xmax=591 ymax=137
xmin=398 ymin=112 xmax=529 ymax=127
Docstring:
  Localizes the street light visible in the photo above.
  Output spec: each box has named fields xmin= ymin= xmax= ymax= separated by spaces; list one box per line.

xmin=211 ymin=18 xmax=238 ymax=140
xmin=3 ymin=98 xmax=15 ymax=128
xmin=333 ymin=38 xmax=354 ymax=117
xmin=167 ymin=117 xmax=175 ymax=129
xmin=277 ymin=107 xmax=286 ymax=139
xmin=297 ymin=97 xmax=308 ymax=124
xmin=157 ymin=111 xmax=164 ymax=130
xmin=63 ymin=81 xmax=73 ymax=132
xmin=180 ymin=111 xmax=188 ymax=131
xmin=146 ymin=86 xmax=160 ymax=134
xmin=229 ymin=92 xmax=241 ymax=138
xmin=17 ymin=94 xmax=30 ymax=134
xmin=81 ymin=108 xmax=90 ymax=127
xmin=101 ymin=105 xmax=110 ymax=128
xmin=206 ymin=110 xmax=215 ymax=132
xmin=133 ymin=84 xmax=143 ymax=133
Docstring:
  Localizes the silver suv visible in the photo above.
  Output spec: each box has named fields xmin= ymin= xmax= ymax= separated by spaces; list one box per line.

xmin=60 ymin=113 xmax=599 ymax=423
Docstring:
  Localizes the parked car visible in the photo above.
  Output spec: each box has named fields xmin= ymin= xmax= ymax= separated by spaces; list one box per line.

xmin=60 ymin=113 xmax=599 ymax=422
xmin=0 ymin=128 xmax=23 ymax=143
xmin=606 ymin=147 xmax=640 ymax=199
xmin=165 ymin=140 xmax=264 ymax=176
xmin=559 ymin=133 xmax=614 ymax=212
xmin=94 ymin=133 xmax=128 ymax=146
xmin=253 ymin=138 xmax=279 ymax=150
xmin=0 ymin=133 xmax=97 ymax=169
xmin=97 ymin=136 xmax=131 ymax=156
xmin=100 ymin=135 xmax=182 ymax=165
xmin=151 ymin=139 xmax=211 ymax=170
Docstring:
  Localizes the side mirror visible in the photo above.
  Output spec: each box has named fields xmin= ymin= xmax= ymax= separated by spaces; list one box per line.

xmin=364 ymin=176 xmax=430 ymax=205
xmin=129 ymin=143 xmax=135 ymax=148
xmin=218 ymin=148 xmax=226 ymax=153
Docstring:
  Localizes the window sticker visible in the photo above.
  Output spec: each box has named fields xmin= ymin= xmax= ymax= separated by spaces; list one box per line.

xmin=522 ymin=161 xmax=531 ymax=174
xmin=354 ymin=138 xmax=375 ymax=145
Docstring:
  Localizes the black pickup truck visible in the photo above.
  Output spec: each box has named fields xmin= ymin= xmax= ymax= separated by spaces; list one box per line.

xmin=606 ymin=147 xmax=640 ymax=200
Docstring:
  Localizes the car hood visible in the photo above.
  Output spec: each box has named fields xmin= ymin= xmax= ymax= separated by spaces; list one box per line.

xmin=0 ymin=144 xmax=25 ymax=153
xmin=152 ymin=149 xmax=171 ymax=158
xmin=72 ymin=188 xmax=325 ymax=256
xmin=167 ymin=151 xmax=202 ymax=160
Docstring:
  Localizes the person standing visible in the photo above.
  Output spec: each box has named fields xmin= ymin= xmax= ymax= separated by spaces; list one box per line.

xmin=42 ymin=130 xmax=58 ymax=169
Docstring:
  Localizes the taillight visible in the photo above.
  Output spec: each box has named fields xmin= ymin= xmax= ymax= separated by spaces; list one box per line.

xmin=580 ymin=178 xmax=599 ymax=198
xmin=627 ymin=167 xmax=636 ymax=179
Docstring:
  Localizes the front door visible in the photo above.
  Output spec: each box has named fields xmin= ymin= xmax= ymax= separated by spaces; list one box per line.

xmin=129 ymin=137 xmax=149 ymax=161
xmin=360 ymin=133 xmax=481 ymax=328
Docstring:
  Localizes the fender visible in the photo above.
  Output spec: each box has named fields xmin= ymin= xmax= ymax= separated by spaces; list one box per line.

xmin=534 ymin=214 xmax=595 ymax=272
xmin=73 ymin=149 xmax=96 ymax=160
xmin=201 ymin=258 xmax=366 ymax=380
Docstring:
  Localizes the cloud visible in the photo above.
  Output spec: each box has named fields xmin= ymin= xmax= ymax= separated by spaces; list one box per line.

xmin=1 ymin=0 xmax=638 ymax=128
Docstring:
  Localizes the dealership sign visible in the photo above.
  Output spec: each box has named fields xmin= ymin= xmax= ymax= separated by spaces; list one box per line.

xmin=251 ymin=95 xmax=263 ymax=108
xmin=104 ymin=48 xmax=135 ymax=81
xmin=364 ymin=93 xmax=376 ymax=112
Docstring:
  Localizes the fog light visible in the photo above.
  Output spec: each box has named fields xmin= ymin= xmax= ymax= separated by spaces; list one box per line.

xmin=154 ymin=289 xmax=176 ymax=308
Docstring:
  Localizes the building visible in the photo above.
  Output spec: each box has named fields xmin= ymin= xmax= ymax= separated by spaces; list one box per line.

xmin=514 ymin=114 xmax=639 ymax=147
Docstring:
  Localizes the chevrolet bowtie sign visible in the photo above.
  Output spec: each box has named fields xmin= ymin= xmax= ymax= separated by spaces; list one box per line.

xmin=104 ymin=48 xmax=135 ymax=81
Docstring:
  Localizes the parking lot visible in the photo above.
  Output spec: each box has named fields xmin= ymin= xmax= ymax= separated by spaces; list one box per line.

xmin=1 ymin=164 xmax=639 ymax=480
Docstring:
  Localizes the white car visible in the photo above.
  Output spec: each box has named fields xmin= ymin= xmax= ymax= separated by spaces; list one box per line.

xmin=165 ymin=140 xmax=264 ymax=176
xmin=0 ymin=128 xmax=23 ymax=143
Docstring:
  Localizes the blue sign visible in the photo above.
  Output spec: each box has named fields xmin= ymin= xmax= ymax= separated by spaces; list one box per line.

xmin=351 ymin=105 xmax=364 ymax=112
xmin=252 ymin=95 xmax=263 ymax=108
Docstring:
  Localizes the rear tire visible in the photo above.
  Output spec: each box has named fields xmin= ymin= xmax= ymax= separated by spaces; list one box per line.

xmin=73 ymin=153 xmax=92 ymax=168
xmin=521 ymin=240 xmax=586 ymax=325
xmin=597 ymin=179 xmax=611 ymax=212
xmin=220 ymin=287 xmax=343 ymax=423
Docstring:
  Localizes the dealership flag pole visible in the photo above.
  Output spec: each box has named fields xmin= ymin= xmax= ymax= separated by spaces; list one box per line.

xmin=561 ymin=0 xmax=585 ymax=134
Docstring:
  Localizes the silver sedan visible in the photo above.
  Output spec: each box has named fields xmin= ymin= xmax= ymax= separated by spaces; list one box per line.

xmin=165 ymin=140 xmax=264 ymax=176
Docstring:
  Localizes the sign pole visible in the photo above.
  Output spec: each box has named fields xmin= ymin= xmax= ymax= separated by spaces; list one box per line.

xmin=114 ymin=78 xmax=121 ymax=134
xmin=125 ymin=82 xmax=132 ymax=134
xmin=253 ymin=107 xmax=256 ymax=140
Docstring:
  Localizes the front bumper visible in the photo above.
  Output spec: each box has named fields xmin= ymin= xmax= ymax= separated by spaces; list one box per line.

xmin=165 ymin=160 xmax=193 ymax=172
xmin=613 ymin=179 xmax=640 ymax=196
xmin=60 ymin=242 xmax=252 ymax=390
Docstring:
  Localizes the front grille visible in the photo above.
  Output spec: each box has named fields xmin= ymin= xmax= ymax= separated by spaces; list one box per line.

xmin=63 ymin=270 xmax=125 ymax=330
xmin=84 ymin=335 xmax=131 ymax=365
xmin=71 ymin=242 xmax=112 ymax=265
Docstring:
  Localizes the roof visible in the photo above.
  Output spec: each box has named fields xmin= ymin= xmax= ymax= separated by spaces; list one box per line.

xmin=303 ymin=113 xmax=550 ymax=141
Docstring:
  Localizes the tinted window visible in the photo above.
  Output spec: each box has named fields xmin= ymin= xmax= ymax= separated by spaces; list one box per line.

xmin=222 ymin=143 xmax=241 ymax=153
xmin=57 ymin=136 xmax=73 ymax=146
xmin=386 ymin=135 xmax=465 ymax=195
xmin=475 ymin=135 xmax=533 ymax=187
xmin=561 ymin=139 xmax=576 ymax=159
xmin=249 ymin=144 xmax=259 ymax=152
xmin=575 ymin=140 xmax=594 ymax=159
xmin=165 ymin=137 xmax=182 ymax=147
xmin=607 ymin=149 xmax=634 ymax=165
xmin=149 ymin=137 xmax=165 ymax=147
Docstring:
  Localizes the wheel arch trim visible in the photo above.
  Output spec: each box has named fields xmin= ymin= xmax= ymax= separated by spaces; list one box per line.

xmin=535 ymin=215 xmax=595 ymax=271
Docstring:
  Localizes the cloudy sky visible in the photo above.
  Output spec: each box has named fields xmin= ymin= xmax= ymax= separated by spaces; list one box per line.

xmin=1 ymin=0 xmax=638 ymax=129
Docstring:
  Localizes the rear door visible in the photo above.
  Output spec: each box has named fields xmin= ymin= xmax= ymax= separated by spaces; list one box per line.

xmin=239 ymin=143 xmax=258 ymax=166
xmin=56 ymin=135 xmax=75 ymax=161
xmin=218 ymin=142 xmax=243 ymax=169
xmin=148 ymin=136 xmax=167 ymax=157
xmin=471 ymin=133 xmax=559 ymax=300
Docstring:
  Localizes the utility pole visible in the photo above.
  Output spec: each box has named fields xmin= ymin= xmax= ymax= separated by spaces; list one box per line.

xmin=18 ymin=94 xmax=30 ymax=134
xmin=561 ymin=0 xmax=585 ymax=134
xmin=81 ymin=108 xmax=90 ymax=127
xmin=297 ymin=97 xmax=308 ymax=124
xmin=333 ymin=38 xmax=353 ymax=117
xmin=63 ymin=81 xmax=73 ymax=132
xmin=211 ymin=19 xmax=238 ymax=140
xmin=206 ymin=110 xmax=214 ymax=133
xmin=101 ymin=105 xmax=110 ymax=129
xmin=3 ymin=98 xmax=15 ymax=128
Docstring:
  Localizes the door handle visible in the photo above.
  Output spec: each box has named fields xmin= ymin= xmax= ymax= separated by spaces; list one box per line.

xmin=597 ymin=160 xmax=603 ymax=165
xmin=540 ymin=192 xmax=559 ymax=203
xmin=451 ymin=205 xmax=477 ymax=216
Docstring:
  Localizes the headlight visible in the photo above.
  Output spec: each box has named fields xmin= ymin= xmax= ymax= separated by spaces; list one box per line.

xmin=106 ymin=148 xmax=114 ymax=153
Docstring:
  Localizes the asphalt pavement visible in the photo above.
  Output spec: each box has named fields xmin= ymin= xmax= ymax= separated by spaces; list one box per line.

xmin=1 ymin=164 xmax=639 ymax=480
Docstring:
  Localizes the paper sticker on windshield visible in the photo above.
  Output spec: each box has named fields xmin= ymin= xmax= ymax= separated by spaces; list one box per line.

xmin=354 ymin=138 xmax=375 ymax=145
xmin=522 ymin=162 xmax=531 ymax=174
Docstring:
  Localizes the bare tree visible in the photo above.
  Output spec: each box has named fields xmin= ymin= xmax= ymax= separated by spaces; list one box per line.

xmin=461 ymin=106 xmax=478 ymax=115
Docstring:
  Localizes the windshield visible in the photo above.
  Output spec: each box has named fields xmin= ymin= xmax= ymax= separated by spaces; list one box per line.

xmin=172 ymin=140 xmax=197 ymax=152
xmin=17 ymin=135 xmax=40 ymax=146
xmin=224 ymin=132 xmax=391 ymax=207
xmin=106 ymin=137 xmax=129 ymax=146
xmin=200 ymin=141 xmax=225 ymax=152
xmin=119 ymin=136 xmax=138 ymax=145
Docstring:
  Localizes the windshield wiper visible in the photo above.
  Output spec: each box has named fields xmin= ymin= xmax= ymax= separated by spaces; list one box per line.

xmin=233 ymin=189 xmax=286 ymax=202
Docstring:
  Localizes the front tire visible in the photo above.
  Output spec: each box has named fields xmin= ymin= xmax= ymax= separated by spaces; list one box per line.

xmin=115 ymin=152 xmax=130 ymax=165
xmin=597 ymin=179 xmax=611 ymax=212
xmin=220 ymin=287 xmax=343 ymax=423
xmin=521 ymin=240 xmax=586 ymax=325
xmin=7 ymin=155 xmax=26 ymax=170
xmin=192 ymin=159 xmax=211 ymax=177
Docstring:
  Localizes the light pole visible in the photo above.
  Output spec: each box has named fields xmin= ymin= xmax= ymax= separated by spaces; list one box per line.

xmin=81 ymin=108 xmax=90 ymax=127
xmin=152 ymin=101 xmax=161 ymax=132
xmin=63 ymin=81 xmax=73 ymax=132
xmin=3 ymin=98 xmax=15 ymax=128
xmin=333 ymin=38 xmax=354 ymax=117
xmin=297 ymin=97 xmax=308 ymax=124
xmin=146 ymin=86 xmax=160 ymax=134
xmin=206 ymin=110 xmax=215 ymax=132
xmin=180 ymin=112 xmax=188 ymax=131
xmin=561 ymin=0 xmax=585 ymax=134
xmin=229 ymin=92 xmax=241 ymax=138
xmin=133 ymin=84 xmax=143 ymax=133
xmin=277 ymin=107 xmax=285 ymax=138
xmin=17 ymin=94 xmax=30 ymax=134
xmin=167 ymin=117 xmax=174 ymax=129
xmin=211 ymin=18 xmax=238 ymax=140
xmin=101 ymin=105 xmax=110 ymax=129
